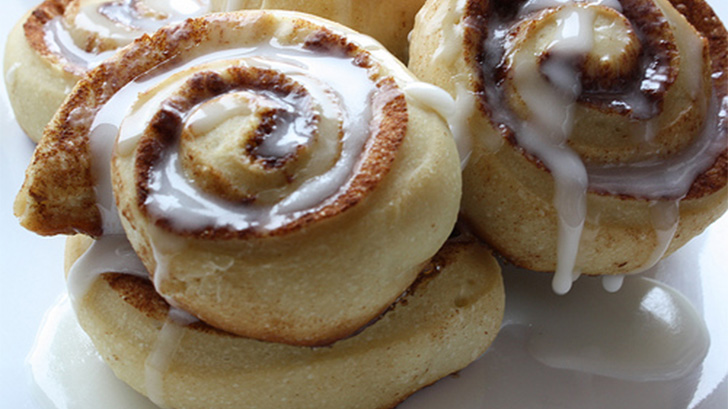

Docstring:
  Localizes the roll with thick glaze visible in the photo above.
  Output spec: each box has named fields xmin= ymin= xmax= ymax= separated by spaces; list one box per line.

xmin=15 ymin=10 xmax=462 ymax=345
xmin=409 ymin=0 xmax=728 ymax=293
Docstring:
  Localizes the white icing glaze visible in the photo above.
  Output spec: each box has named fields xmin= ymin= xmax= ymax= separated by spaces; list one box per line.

xmin=185 ymin=90 xmax=315 ymax=159
xmin=144 ymin=308 xmax=197 ymax=408
xmin=147 ymin=227 xmax=187 ymax=306
xmin=599 ymin=202 xmax=677 ymax=294
xmin=404 ymin=82 xmax=456 ymax=119
xmin=506 ymin=4 xmax=598 ymax=294
xmin=639 ymin=200 xmax=680 ymax=272
xmin=28 ymin=296 xmax=161 ymax=409
xmin=652 ymin=0 xmax=705 ymax=99
xmin=452 ymin=81 xmax=482 ymax=165
xmin=404 ymin=81 xmax=475 ymax=167
xmin=66 ymin=235 xmax=148 ymax=306
xmin=5 ymin=62 xmax=21 ymax=87
xmin=186 ymin=91 xmax=260 ymax=135
xmin=79 ymin=28 xmax=413 ymax=301
xmin=65 ymin=234 xmax=198 ymax=406
xmin=44 ymin=17 xmax=116 ymax=70
xmin=587 ymin=94 xmax=724 ymax=199
xmin=520 ymin=0 xmax=622 ymax=15
xmin=73 ymin=0 xmax=210 ymax=46
xmin=28 ymin=250 xmax=714 ymax=407
xmin=601 ymin=274 xmax=624 ymax=292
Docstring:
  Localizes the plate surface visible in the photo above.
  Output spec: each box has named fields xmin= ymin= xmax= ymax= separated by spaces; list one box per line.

xmin=1 ymin=1 xmax=726 ymax=408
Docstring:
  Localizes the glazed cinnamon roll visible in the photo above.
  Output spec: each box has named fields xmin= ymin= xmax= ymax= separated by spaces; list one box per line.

xmin=4 ymin=0 xmax=424 ymax=142
xmin=409 ymin=0 xmax=728 ymax=293
xmin=14 ymin=11 xmax=462 ymax=345
xmin=64 ymin=235 xmax=504 ymax=409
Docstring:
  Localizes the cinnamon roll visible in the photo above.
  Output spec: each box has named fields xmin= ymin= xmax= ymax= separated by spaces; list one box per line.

xmin=409 ymin=0 xmax=728 ymax=293
xmin=64 ymin=235 xmax=504 ymax=409
xmin=4 ymin=0 xmax=424 ymax=142
xmin=14 ymin=11 xmax=462 ymax=345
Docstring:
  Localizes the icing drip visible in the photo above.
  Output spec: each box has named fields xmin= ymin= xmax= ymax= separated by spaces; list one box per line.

xmin=4 ymin=62 xmax=21 ymax=88
xmin=66 ymin=235 xmax=148 ymax=305
xmin=452 ymin=82 xmax=481 ymax=164
xmin=642 ymin=200 xmax=680 ymax=270
xmin=404 ymin=82 xmax=456 ymax=119
xmin=4 ymin=62 xmax=21 ymax=120
xmin=404 ymin=81 xmax=476 ymax=167
xmin=504 ymin=4 xmax=599 ymax=294
xmin=598 ymin=198 xmax=680 ymax=295
xmin=601 ymin=274 xmax=625 ymax=292
xmin=66 ymin=234 xmax=199 ymax=408
xmin=144 ymin=308 xmax=197 ymax=408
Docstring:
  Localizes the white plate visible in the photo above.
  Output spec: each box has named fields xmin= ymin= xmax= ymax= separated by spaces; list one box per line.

xmin=1 ymin=1 xmax=726 ymax=408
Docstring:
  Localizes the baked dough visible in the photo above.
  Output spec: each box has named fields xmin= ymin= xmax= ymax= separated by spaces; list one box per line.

xmin=65 ymin=235 xmax=505 ymax=409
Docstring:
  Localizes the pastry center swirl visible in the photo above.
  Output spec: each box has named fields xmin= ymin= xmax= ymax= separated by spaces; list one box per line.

xmin=146 ymin=68 xmax=336 ymax=206
xmin=106 ymin=36 xmax=406 ymax=237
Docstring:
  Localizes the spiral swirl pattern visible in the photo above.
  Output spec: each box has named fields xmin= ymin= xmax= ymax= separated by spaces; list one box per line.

xmin=16 ymin=11 xmax=462 ymax=345
xmin=409 ymin=0 xmax=727 ymax=293
xmin=113 ymin=43 xmax=407 ymax=237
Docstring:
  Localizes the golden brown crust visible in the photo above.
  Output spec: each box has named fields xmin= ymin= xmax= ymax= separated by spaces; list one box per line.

xmin=15 ymin=18 xmax=214 ymax=236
